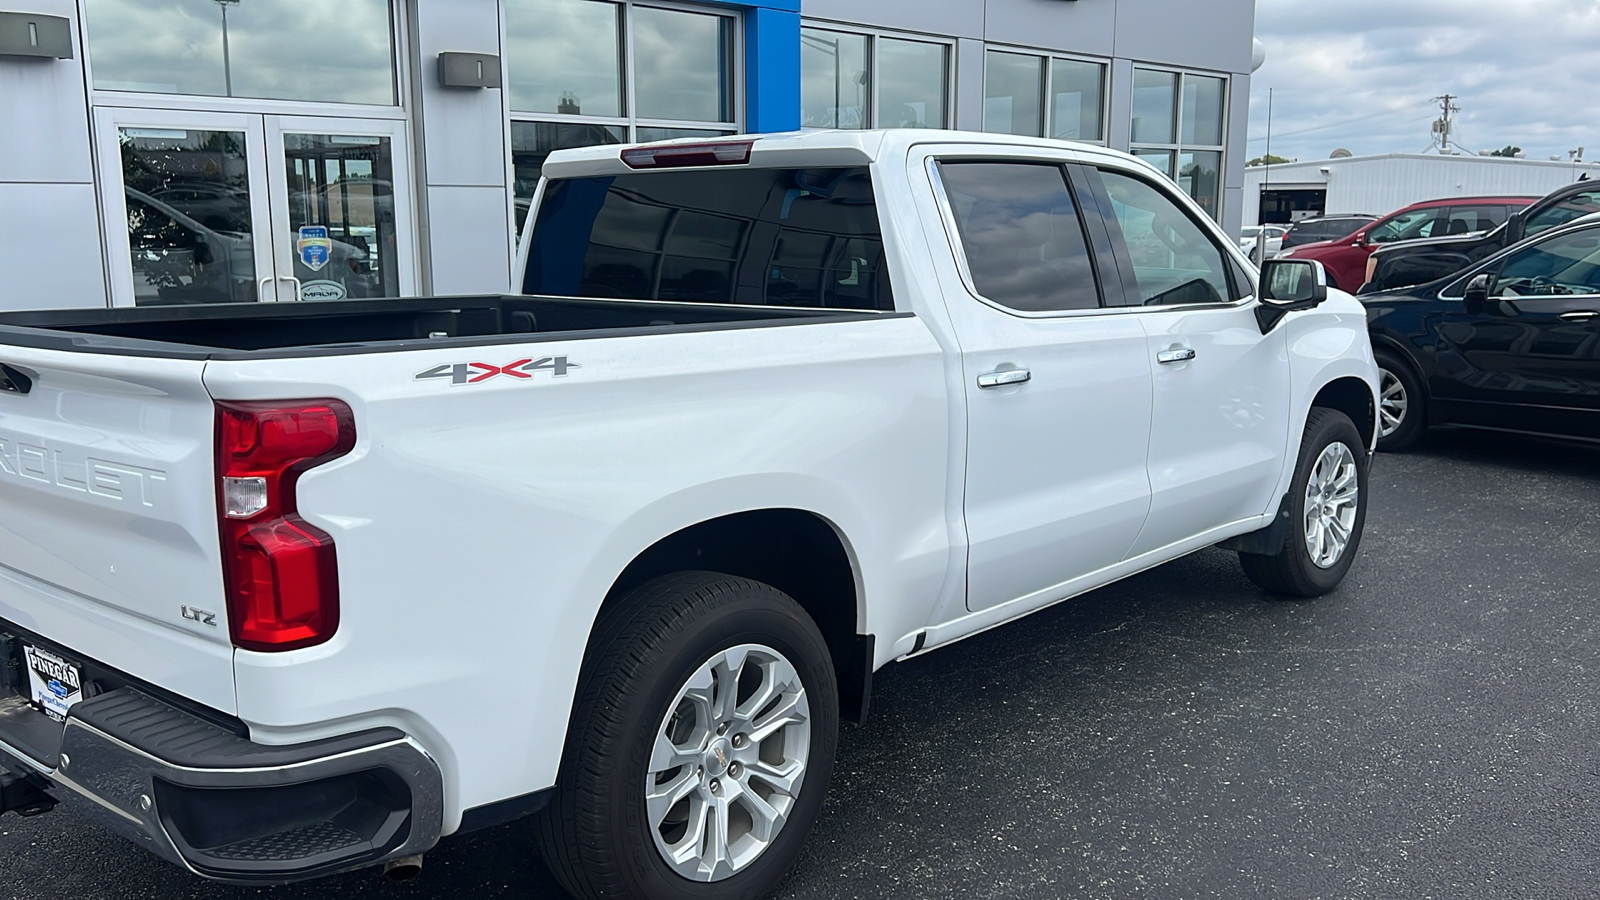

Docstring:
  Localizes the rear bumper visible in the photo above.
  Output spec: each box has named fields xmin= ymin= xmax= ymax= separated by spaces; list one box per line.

xmin=0 ymin=687 xmax=443 ymax=884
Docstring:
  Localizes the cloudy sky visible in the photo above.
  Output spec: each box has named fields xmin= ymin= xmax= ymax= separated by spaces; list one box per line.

xmin=1248 ymin=0 xmax=1600 ymax=164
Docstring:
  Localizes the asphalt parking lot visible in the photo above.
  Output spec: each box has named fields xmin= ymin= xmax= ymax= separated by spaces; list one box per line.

xmin=3 ymin=428 xmax=1598 ymax=900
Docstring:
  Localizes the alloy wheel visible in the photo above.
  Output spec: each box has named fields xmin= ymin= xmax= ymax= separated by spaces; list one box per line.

xmin=645 ymin=643 xmax=811 ymax=882
xmin=1378 ymin=367 xmax=1408 ymax=438
xmin=1303 ymin=441 xmax=1360 ymax=569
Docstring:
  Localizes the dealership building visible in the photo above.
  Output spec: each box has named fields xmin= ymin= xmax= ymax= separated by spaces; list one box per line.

xmin=0 ymin=0 xmax=1258 ymax=310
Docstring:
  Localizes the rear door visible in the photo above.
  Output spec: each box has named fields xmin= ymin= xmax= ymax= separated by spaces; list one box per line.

xmin=917 ymin=150 xmax=1154 ymax=612
xmin=1089 ymin=164 xmax=1292 ymax=557
xmin=0 ymin=345 xmax=235 ymax=713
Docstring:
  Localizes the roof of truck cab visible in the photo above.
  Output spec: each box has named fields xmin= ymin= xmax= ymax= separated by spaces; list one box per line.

xmin=539 ymin=129 xmax=1153 ymax=180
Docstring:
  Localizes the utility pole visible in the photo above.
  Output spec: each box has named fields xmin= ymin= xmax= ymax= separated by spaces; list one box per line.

xmin=1430 ymin=94 xmax=1460 ymax=154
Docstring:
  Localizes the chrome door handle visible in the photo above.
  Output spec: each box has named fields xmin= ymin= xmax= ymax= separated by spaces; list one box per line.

xmin=256 ymin=276 xmax=276 ymax=303
xmin=277 ymin=275 xmax=303 ymax=302
xmin=977 ymin=368 xmax=1031 ymax=389
xmin=1157 ymin=348 xmax=1197 ymax=364
xmin=1559 ymin=310 xmax=1599 ymax=321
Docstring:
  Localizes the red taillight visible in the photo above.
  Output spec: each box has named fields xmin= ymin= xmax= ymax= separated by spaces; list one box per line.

xmin=620 ymin=140 xmax=753 ymax=169
xmin=215 ymin=400 xmax=356 ymax=652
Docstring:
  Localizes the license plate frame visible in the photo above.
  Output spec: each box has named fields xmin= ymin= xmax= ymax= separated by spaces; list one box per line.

xmin=22 ymin=644 xmax=84 ymax=722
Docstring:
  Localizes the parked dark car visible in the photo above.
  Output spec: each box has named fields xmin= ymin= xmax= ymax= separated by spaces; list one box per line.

xmin=1361 ymin=215 xmax=1600 ymax=450
xmin=1363 ymin=179 xmax=1600 ymax=293
xmin=1279 ymin=214 xmax=1378 ymax=252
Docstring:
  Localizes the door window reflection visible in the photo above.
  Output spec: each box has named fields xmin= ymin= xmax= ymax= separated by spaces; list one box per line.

xmin=120 ymin=128 xmax=257 ymax=305
xmin=86 ymin=0 xmax=396 ymax=105
xmin=284 ymin=134 xmax=399 ymax=300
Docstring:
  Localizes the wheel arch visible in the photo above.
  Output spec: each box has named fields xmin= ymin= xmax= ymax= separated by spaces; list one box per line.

xmin=1311 ymin=376 xmax=1379 ymax=451
xmin=601 ymin=508 xmax=873 ymax=725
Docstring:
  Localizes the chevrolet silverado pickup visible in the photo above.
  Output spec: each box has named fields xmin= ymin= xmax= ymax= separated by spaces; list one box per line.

xmin=0 ymin=130 xmax=1379 ymax=900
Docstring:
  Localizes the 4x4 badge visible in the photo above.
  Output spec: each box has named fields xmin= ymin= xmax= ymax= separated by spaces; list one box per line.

xmin=415 ymin=356 xmax=579 ymax=385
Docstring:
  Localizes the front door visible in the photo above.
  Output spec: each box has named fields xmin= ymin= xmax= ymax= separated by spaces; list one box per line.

xmin=95 ymin=108 xmax=417 ymax=306
xmin=921 ymin=154 xmax=1154 ymax=613
xmin=1435 ymin=227 xmax=1600 ymax=436
xmin=1091 ymin=166 xmax=1292 ymax=557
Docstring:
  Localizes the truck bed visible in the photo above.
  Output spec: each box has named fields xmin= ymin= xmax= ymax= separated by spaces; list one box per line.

xmin=0 ymin=295 xmax=884 ymax=360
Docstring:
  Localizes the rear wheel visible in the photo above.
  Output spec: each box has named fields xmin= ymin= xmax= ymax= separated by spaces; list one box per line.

xmin=1238 ymin=408 xmax=1369 ymax=597
xmin=1374 ymin=349 xmax=1426 ymax=451
xmin=536 ymin=572 xmax=839 ymax=900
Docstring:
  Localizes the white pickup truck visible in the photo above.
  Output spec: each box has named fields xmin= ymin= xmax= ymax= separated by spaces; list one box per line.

xmin=0 ymin=131 xmax=1377 ymax=900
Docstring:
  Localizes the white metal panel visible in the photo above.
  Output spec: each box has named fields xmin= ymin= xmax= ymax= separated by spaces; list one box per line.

xmin=0 ymin=182 xmax=106 ymax=310
xmin=0 ymin=347 xmax=235 ymax=713
xmin=0 ymin=0 xmax=92 ymax=184
xmin=412 ymin=0 xmax=507 ymax=188
xmin=423 ymin=185 xmax=513 ymax=294
xmin=219 ymin=315 xmax=952 ymax=824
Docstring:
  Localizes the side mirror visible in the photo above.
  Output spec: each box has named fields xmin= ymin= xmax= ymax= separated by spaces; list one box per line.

xmin=1353 ymin=231 xmax=1368 ymax=246
xmin=1462 ymin=272 xmax=1491 ymax=314
xmin=1256 ymin=259 xmax=1330 ymax=333
xmin=1505 ymin=210 xmax=1526 ymax=244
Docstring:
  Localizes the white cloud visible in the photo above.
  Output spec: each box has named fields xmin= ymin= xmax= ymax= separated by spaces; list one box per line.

xmin=1250 ymin=0 xmax=1600 ymax=162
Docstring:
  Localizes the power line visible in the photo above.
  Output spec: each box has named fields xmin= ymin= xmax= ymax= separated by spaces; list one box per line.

xmin=1246 ymin=100 xmax=1434 ymax=143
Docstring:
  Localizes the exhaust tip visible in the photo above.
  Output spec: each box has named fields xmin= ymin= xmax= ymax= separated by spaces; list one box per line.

xmin=382 ymin=854 xmax=424 ymax=883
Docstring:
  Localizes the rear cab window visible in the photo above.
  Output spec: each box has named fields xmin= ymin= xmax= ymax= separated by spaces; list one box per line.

xmin=524 ymin=167 xmax=893 ymax=310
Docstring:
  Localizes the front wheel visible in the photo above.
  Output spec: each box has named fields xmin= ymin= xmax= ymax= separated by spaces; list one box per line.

xmin=1238 ymin=408 xmax=1369 ymax=597
xmin=536 ymin=572 xmax=839 ymax=900
xmin=1374 ymin=349 xmax=1427 ymax=451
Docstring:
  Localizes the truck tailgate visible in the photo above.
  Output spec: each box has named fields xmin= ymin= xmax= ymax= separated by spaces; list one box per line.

xmin=0 ymin=346 xmax=234 ymax=714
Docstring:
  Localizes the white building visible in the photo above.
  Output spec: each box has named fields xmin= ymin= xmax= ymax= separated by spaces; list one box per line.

xmin=1243 ymin=153 xmax=1600 ymax=227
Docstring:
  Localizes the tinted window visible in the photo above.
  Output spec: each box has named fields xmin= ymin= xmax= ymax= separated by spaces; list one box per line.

xmin=1368 ymin=208 xmax=1442 ymax=244
xmin=936 ymin=162 xmax=1099 ymax=312
xmin=1443 ymin=206 xmax=1504 ymax=235
xmin=1525 ymin=190 xmax=1600 ymax=238
xmin=1099 ymin=168 xmax=1236 ymax=306
xmin=1490 ymin=228 xmax=1600 ymax=297
xmin=525 ymin=167 xmax=891 ymax=310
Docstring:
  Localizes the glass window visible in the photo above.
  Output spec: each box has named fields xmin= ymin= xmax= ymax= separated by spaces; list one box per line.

xmin=1178 ymin=150 xmax=1222 ymax=221
xmin=1444 ymin=206 xmax=1505 ymax=235
xmin=86 ymin=0 xmax=396 ymax=105
xmin=282 ymin=133 xmax=400 ymax=299
xmin=878 ymin=38 xmax=946 ymax=129
xmin=505 ymin=0 xmax=623 ymax=117
xmin=526 ymin=167 xmax=893 ymax=310
xmin=1181 ymin=75 xmax=1225 ymax=146
xmin=635 ymin=126 xmax=731 ymax=142
xmin=936 ymin=162 xmax=1100 ymax=312
xmin=1133 ymin=149 xmax=1174 ymax=178
xmin=1131 ymin=69 xmax=1177 ymax=144
xmin=1525 ymin=190 xmax=1600 ymax=238
xmin=119 ymin=128 xmax=256 ymax=306
xmin=511 ymin=121 xmax=626 ymax=235
xmin=1490 ymin=228 xmax=1600 ymax=297
xmin=1050 ymin=59 xmax=1104 ymax=141
xmin=632 ymin=6 xmax=734 ymax=123
xmin=801 ymin=29 xmax=869 ymax=128
xmin=1367 ymin=208 xmax=1440 ymax=244
xmin=1099 ymin=168 xmax=1235 ymax=306
xmin=983 ymin=51 xmax=1044 ymax=137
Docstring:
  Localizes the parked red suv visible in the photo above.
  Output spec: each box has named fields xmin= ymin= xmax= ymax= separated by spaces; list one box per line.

xmin=1281 ymin=195 xmax=1536 ymax=290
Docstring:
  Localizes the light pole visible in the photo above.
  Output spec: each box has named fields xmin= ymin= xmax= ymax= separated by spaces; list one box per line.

xmin=216 ymin=0 xmax=241 ymax=97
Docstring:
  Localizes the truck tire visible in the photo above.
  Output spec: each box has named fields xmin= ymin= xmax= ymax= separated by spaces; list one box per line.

xmin=1238 ymin=408 xmax=1369 ymax=598
xmin=1374 ymin=348 xmax=1426 ymax=451
xmin=536 ymin=572 xmax=839 ymax=900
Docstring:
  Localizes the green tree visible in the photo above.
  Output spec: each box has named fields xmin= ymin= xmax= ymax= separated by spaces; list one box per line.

xmin=1247 ymin=154 xmax=1293 ymax=166
xmin=1489 ymin=145 xmax=1522 ymax=158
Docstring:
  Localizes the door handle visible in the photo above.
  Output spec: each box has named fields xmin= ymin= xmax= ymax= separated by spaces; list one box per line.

xmin=977 ymin=368 xmax=1031 ymax=389
xmin=256 ymin=276 xmax=276 ymax=303
xmin=276 ymin=275 xmax=303 ymax=302
xmin=1559 ymin=310 xmax=1599 ymax=321
xmin=1157 ymin=347 xmax=1197 ymax=364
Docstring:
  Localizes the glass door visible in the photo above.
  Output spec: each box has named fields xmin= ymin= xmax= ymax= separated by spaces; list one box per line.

xmin=264 ymin=116 xmax=418 ymax=301
xmin=96 ymin=110 xmax=417 ymax=306
xmin=95 ymin=108 xmax=276 ymax=306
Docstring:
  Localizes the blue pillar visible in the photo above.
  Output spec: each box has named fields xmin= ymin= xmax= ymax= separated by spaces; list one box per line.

xmin=744 ymin=5 xmax=801 ymax=133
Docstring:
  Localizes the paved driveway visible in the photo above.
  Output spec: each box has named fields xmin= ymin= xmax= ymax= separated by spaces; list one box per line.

xmin=3 ymin=429 xmax=1598 ymax=900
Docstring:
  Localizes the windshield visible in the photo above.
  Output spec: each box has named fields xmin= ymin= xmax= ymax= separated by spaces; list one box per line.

xmin=1367 ymin=209 xmax=1437 ymax=244
xmin=1524 ymin=189 xmax=1600 ymax=239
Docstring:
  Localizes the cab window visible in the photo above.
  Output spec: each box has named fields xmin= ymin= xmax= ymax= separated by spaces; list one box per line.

xmin=936 ymin=162 xmax=1101 ymax=312
xmin=1489 ymin=228 xmax=1600 ymax=297
xmin=1098 ymin=168 xmax=1237 ymax=306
